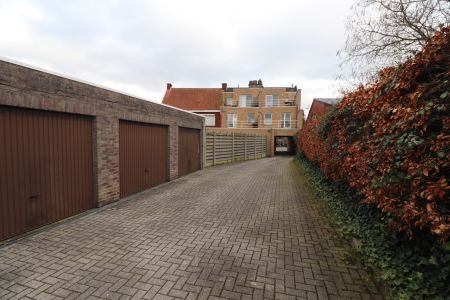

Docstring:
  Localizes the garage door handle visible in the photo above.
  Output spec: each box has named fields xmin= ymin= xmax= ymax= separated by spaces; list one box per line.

xmin=29 ymin=193 xmax=39 ymax=200
xmin=144 ymin=169 xmax=149 ymax=173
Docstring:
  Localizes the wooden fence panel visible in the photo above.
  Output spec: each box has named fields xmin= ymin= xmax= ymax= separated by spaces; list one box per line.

xmin=205 ymin=132 xmax=267 ymax=167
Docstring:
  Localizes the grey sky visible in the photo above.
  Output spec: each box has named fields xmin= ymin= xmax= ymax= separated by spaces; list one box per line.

xmin=0 ymin=0 xmax=354 ymax=113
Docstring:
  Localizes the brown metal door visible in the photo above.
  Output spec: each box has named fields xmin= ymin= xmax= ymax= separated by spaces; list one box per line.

xmin=0 ymin=106 xmax=94 ymax=241
xmin=119 ymin=120 xmax=168 ymax=198
xmin=178 ymin=127 xmax=200 ymax=176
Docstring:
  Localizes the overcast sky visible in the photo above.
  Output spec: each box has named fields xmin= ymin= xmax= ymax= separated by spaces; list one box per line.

xmin=0 ymin=0 xmax=354 ymax=113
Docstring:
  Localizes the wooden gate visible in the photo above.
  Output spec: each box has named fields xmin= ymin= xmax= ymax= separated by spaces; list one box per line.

xmin=119 ymin=120 xmax=168 ymax=197
xmin=178 ymin=127 xmax=201 ymax=176
xmin=0 ymin=106 xmax=94 ymax=241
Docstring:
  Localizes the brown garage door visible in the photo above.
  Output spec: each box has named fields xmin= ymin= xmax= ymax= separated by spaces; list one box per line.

xmin=119 ymin=120 xmax=168 ymax=198
xmin=0 ymin=106 xmax=94 ymax=242
xmin=178 ymin=127 xmax=201 ymax=177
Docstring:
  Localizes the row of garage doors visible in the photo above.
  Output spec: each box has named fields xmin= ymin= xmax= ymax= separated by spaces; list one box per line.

xmin=0 ymin=106 xmax=201 ymax=241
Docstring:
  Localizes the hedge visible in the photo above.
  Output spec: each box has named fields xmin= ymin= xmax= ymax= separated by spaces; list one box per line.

xmin=299 ymin=26 xmax=449 ymax=242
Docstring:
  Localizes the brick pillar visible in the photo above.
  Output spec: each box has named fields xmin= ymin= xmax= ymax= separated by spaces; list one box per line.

xmin=200 ymin=124 xmax=205 ymax=169
xmin=95 ymin=109 xmax=120 ymax=207
xmin=169 ymin=125 xmax=179 ymax=179
xmin=270 ymin=130 xmax=275 ymax=156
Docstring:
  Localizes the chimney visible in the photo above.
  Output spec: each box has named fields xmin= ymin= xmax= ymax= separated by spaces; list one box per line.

xmin=249 ymin=79 xmax=263 ymax=88
xmin=221 ymin=83 xmax=227 ymax=91
xmin=166 ymin=83 xmax=172 ymax=90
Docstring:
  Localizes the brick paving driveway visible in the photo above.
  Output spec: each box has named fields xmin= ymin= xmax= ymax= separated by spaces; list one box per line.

xmin=0 ymin=157 xmax=382 ymax=300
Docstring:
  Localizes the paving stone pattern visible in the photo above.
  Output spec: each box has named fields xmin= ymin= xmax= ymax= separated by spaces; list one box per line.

xmin=0 ymin=157 xmax=382 ymax=299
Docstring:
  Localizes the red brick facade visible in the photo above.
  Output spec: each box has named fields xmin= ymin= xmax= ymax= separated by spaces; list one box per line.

xmin=192 ymin=111 xmax=221 ymax=127
xmin=306 ymin=99 xmax=337 ymax=123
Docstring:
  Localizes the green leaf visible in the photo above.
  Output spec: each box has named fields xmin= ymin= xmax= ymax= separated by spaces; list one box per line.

xmin=443 ymin=242 xmax=450 ymax=252
xmin=437 ymin=152 xmax=445 ymax=158
xmin=439 ymin=92 xmax=448 ymax=99
xmin=428 ymin=256 xmax=438 ymax=265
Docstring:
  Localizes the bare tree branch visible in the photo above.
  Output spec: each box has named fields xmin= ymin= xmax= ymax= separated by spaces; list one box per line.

xmin=337 ymin=0 xmax=449 ymax=88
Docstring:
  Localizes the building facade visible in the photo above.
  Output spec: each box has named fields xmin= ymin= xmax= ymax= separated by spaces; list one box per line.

xmin=221 ymin=80 xmax=302 ymax=154
xmin=0 ymin=59 xmax=204 ymax=242
xmin=162 ymin=80 xmax=304 ymax=155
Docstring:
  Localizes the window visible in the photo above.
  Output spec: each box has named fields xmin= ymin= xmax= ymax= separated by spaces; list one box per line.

xmin=264 ymin=113 xmax=272 ymax=125
xmin=227 ymin=113 xmax=237 ymax=128
xmin=226 ymin=97 xmax=233 ymax=106
xmin=247 ymin=113 xmax=256 ymax=126
xmin=265 ymin=95 xmax=278 ymax=107
xmin=239 ymin=95 xmax=247 ymax=107
xmin=199 ymin=114 xmax=215 ymax=126
xmin=281 ymin=112 xmax=291 ymax=128
xmin=239 ymin=95 xmax=255 ymax=107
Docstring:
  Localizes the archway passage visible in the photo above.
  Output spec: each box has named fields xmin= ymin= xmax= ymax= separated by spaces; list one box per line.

xmin=274 ymin=136 xmax=295 ymax=155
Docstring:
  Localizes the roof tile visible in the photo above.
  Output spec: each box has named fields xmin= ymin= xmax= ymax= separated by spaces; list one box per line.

xmin=162 ymin=88 xmax=222 ymax=110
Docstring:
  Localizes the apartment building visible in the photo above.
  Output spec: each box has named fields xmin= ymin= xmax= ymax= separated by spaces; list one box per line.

xmin=221 ymin=80 xmax=302 ymax=154
xmin=162 ymin=79 xmax=304 ymax=154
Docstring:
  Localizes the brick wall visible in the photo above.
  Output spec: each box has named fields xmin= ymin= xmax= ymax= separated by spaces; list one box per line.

xmin=0 ymin=59 xmax=204 ymax=207
xmin=221 ymin=87 xmax=303 ymax=129
xmin=221 ymin=106 xmax=299 ymax=129
xmin=306 ymin=100 xmax=333 ymax=123
xmin=192 ymin=111 xmax=221 ymax=127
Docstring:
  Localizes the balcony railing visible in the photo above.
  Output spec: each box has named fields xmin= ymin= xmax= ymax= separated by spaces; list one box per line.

xmin=225 ymin=98 xmax=296 ymax=107
xmin=227 ymin=120 xmax=298 ymax=129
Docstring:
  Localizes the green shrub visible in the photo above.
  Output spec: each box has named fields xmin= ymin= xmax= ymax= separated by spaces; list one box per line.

xmin=295 ymin=155 xmax=450 ymax=299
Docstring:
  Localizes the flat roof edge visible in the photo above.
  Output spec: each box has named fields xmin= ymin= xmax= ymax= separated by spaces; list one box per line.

xmin=0 ymin=56 xmax=203 ymax=119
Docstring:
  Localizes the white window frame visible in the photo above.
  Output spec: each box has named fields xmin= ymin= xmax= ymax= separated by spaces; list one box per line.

xmin=227 ymin=113 xmax=238 ymax=128
xmin=199 ymin=114 xmax=216 ymax=126
xmin=239 ymin=95 xmax=247 ymax=107
xmin=281 ymin=112 xmax=291 ymax=128
xmin=239 ymin=95 xmax=254 ymax=107
xmin=264 ymin=113 xmax=272 ymax=125
xmin=226 ymin=97 xmax=233 ymax=106
xmin=265 ymin=95 xmax=278 ymax=107
xmin=265 ymin=95 xmax=273 ymax=107
xmin=246 ymin=95 xmax=254 ymax=107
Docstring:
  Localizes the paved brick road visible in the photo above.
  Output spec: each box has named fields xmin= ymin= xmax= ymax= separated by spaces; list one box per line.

xmin=0 ymin=157 xmax=382 ymax=300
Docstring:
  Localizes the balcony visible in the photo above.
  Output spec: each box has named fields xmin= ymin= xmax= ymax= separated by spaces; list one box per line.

xmin=225 ymin=98 xmax=296 ymax=107
xmin=265 ymin=98 xmax=296 ymax=107
xmin=225 ymin=99 xmax=259 ymax=107
xmin=227 ymin=120 xmax=298 ymax=129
